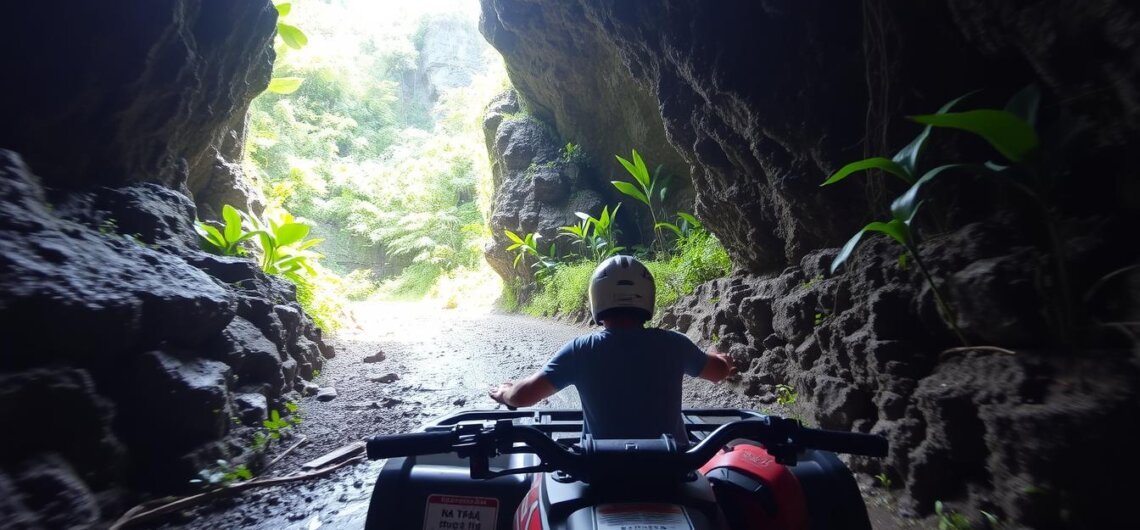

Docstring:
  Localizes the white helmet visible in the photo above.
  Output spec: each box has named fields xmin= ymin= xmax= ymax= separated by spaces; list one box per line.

xmin=588 ymin=255 xmax=656 ymax=323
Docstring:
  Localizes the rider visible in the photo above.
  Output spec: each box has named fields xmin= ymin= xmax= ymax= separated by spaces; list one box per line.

xmin=489 ymin=255 xmax=735 ymax=442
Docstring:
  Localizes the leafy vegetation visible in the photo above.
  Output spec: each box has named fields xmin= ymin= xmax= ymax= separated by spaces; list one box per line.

xmin=613 ymin=149 xmax=671 ymax=255
xmin=823 ymin=86 xmax=1062 ymax=347
xmin=245 ymin=1 xmax=506 ymax=312
xmin=190 ymin=460 xmax=253 ymax=488
xmin=195 ymin=205 xmax=262 ymax=257
xmin=513 ymin=147 xmax=731 ymax=318
xmin=559 ymin=204 xmax=625 ymax=263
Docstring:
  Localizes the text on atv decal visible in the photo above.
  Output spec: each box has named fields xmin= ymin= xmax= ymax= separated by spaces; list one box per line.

xmin=423 ymin=494 xmax=499 ymax=530
xmin=594 ymin=503 xmax=694 ymax=530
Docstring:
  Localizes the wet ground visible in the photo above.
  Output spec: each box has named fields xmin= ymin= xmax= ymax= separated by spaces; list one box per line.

xmin=160 ymin=302 xmax=763 ymax=530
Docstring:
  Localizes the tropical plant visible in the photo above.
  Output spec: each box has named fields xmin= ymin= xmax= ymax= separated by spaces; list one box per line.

xmin=504 ymin=230 xmax=559 ymax=282
xmin=654 ymin=212 xmax=702 ymax=241
xmin=613 ymin=149 xmax=671 ymax=255
xmin=559 ymin=204 xmax=625 ymax=263
xmin=241 ymin=207 xmax=324 ymax=282
xmin=775 ymin=384 xmax=798 ymax=407
xmin=268 ymin=1 xmax=307 ymax=95
xmin=195 ymin=204 xmax=263 ymax=257
xmin=262 ymin=409 xmax=292 ymax=441
xmin=823 ymin=86 xmax=1056 ymax=348
xmin=935 ymin=501 xmax=973 ymax=530
xmin=190 ymin=460 xmax=253 ymax=488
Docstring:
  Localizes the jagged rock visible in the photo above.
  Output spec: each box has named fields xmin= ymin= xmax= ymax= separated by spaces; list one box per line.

xmin=479 ymin=0 xmax=689 ymax=210
xmin=298 ymin=380 xmax=319 ymax=398
xmin=0 ymin=151 xmax=236 ymax=368
xmin=234 ymin=393 xmax=268 ymax=425
xmin=0 ymin=472 xmax=39 ymax=529
xmin=370 ymin=373 xmax=400 ymax=384
xmin=0 ymin=369 xmax=124 ymax=491
xmin=121 ymin=351 xmax=232 ymax=458
xmin=482 ymin=91 xmax=607 ymax=290
xmin=9 ymin=454 xmax=101 ymax=529
xmin=363 ymin=351 xmax=387 ymax=363
xmin=0 ymin=1 xmax=276 ymax=215
xmin=316 ymin=387 xmax=338 ymax=402
xmin=208 ymin=316 xmax=285 ymax=398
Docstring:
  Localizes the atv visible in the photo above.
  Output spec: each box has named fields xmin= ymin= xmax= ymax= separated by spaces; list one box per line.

xmin=364 ymin=408 xmax=887 ymax=530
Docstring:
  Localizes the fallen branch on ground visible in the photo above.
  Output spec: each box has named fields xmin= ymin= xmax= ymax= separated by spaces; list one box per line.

xmin=109 ymin=450 xmax=365 ymax=530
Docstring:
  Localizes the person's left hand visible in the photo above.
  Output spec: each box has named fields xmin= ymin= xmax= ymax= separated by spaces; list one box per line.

xmin=488 ymin=382 xmax=513 ymax=405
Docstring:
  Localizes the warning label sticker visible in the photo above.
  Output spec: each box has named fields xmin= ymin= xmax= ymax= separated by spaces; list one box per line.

xmin=594 ymin=503 xmax=695 ymax=530
xmin=422 ymin=494 xmax=499 ymax=530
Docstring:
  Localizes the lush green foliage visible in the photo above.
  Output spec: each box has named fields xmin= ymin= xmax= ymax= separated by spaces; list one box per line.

xmin=613 ymin=149 xmax=672 ymax=255
xmin=195 ymin=205 xmax=262 ymax=256
xmin=558 ymin=204 xmax=625 ymax=263
xmin=245 ymin=1 xmax=506 ymax=313
xmin=241 ymin=207 xmax=324 ymax=282
xmin=822 ymin=87 xmax=1049 ymax=346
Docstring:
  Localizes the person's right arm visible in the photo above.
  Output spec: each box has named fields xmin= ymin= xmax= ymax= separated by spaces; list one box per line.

xmin=698 ymin=350 xmax=734 ymax=383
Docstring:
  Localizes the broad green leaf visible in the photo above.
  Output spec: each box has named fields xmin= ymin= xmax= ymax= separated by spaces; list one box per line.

xmin=677 ymin=212 xmax=701 ymax=229
xmin=233 ymin=230 xmax=265 ymax=244
xmin=615 ymin=155 xmax=639 ymax=182
xmin=295 ymin=238 xmax=322 ymax=251
xmin=267 ymin=77 xmax=304 ymax=94
xmin=831 ymin=229 xmax=868 ymax=274
xmin=574 ymin=211 xmax=592 ymax=222
xmin=505 ymin=243 xmax=521 ymax=251
xmin=891 ymin=91 xmax=975 ymax=175
xmin=656 ymin=222 xmax=683 ymax=237
xmin=822 ymin=157 xmax=912 ymax=186
xmin=1005 ymin=84 xmax=1041 ymax=127
xmin=863 ymin=219 xmax=911 ymax=247
xmin=612 ymin=181 xmax=649 ymax=205
xmin=831 ymin=220 xmax=911 ymax=274
xmin=631 ymin=150 xmax=650 ymax=189
xmin=277 ymin=23 xmax=308 ymax=49
xmin=197 ymin=223 xmax=225 ymax=248
xmin=890 ymin=164 xmax=964 ymax=224
xmin=513 ymin=253 xmax=523 ymax=268
xmin=274 ymin=223 xmax=310 ymax=247
xmin=910 ymin=110 xmax=1040 ymax=163
xmin=222 ymin=205 xmax=242 ymax=243
xmin=275 ymin=2 xmax=292 ymax=17
xmin=503 ymin=229 xmax=524 ymax=244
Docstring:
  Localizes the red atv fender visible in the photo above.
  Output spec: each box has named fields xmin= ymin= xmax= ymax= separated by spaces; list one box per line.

xmin=699 ymin=443 xmax=808 ymax=530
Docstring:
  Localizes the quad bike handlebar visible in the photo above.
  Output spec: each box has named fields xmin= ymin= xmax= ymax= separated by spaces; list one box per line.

xmin=366 ymin=414 xmax=887 ymax=482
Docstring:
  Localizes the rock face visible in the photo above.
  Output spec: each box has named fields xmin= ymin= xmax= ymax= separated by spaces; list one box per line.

xmin=0 ymin=150 xmax=332 ymax=518
xmin=482 ymin=90 xmax=607 ymax=289
xmin=480 ymin=0 xmax=688 ymax=196
xmin=481 ymin=0 xmax=1140 ymax=526
xmin=0 ymin=0 xmax=274 ymax=217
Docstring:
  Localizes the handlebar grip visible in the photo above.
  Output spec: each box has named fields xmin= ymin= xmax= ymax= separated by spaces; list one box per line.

xmin=796 ymin=428 xmax=888 ymax=457
xmin=366 ymin=431 xmax=456 ymax=460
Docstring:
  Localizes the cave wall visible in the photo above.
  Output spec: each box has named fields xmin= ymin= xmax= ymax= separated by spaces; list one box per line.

xmin=0 ymin=1 xmax=332 ymax=525
xmin=480 ymin=0 xmax=1140 ymax=526
xmin=480 ymin=0 xmax=695 ymax=247
xmin=0 ymin=0 xmax=272 ymax=218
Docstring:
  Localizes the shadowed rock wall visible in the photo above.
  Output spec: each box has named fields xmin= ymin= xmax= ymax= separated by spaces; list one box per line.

xmin=479 ymin=0 xmax=1140 ymax=526
xmin=0 ymin=1 xmax=333 ymax=525
xmin=0 ymin=0 xmax=273 ymax=218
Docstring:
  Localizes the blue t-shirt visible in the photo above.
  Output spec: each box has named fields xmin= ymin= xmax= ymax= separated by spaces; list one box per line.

xmin=542 ymin=327 xmax=707 ymax=441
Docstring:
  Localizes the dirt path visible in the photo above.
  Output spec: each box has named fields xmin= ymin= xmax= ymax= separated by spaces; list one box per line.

xmin=160 ymin=301 xmax=899 ymax=530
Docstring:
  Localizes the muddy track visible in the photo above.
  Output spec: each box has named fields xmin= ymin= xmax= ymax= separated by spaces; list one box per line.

xmin=158 ymin=302 xmax=788 ymax=529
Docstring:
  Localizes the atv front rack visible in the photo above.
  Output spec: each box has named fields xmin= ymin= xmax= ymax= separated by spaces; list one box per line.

xmin=420 ymin=408 xmax=768 ymax=440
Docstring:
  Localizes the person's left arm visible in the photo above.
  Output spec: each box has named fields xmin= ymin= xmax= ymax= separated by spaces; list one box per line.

xmin=489 ymin=372 xmax=558 ymax=408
